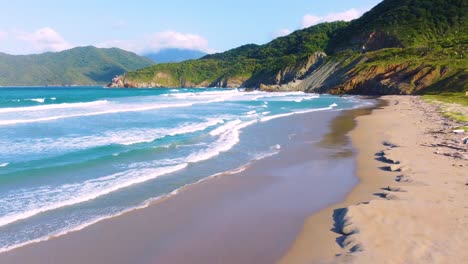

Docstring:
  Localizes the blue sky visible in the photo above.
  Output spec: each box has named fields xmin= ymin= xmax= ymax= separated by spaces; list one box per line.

xmin=0 ymin=0 xmax=382 ymax=55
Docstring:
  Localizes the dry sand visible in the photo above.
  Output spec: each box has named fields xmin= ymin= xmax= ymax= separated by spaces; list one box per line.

xmin=279 ymin=96 xmax=468 ymax=264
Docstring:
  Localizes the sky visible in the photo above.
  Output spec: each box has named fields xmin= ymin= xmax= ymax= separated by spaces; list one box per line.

xmin=0 ymin=0 xmax=382 ymax=55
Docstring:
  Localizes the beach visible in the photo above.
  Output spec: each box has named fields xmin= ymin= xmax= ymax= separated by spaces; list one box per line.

xmin=0 ymin=95 xmax=466 ymax=264
xmin=0 ymin=103 xmax=366 ymax=264
xmin=281 ymin=96 xmax=468 ymax=263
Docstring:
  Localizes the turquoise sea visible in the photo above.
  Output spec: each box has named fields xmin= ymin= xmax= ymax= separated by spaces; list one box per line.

xmin=0 ymin=87 xmax=369 ymax=252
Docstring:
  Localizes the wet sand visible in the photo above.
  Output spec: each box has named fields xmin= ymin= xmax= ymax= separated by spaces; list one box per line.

xmin=0 ymin=108 xmax=370 ymax=264
xmin=280 ymin=96 xmax=468 ymax=264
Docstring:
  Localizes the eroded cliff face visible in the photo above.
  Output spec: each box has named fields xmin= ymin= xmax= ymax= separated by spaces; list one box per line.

xmin=310 ymin=60 xmax=467 ymax=95
xmin=323 ymin=64 xmax=448 ymax=95
xmin=261 ymin=52 xmax=466 ymax=95
xmin=107 ymin=52 xmax=327 ymax=89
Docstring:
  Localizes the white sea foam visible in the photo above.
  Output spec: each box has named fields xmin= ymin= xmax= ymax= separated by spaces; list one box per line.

xmin=0 ymin=100 xmax=108 ymax=114
xmin=26 ymin=98 xmax=45 ymax=103
xmin=187 ymin=120 xmax=257 ymax=163
xmin=0 ymin=101 xmax=194 ymax=126
xmin=209 ymin=119 xmax=242 ymax=136
xmin=260 ymin=106 xmax=333 ymax=122
xmin=0 ymin=164 xmax=187 ymax=228
xmin=0 ymin=92 xmax=242 ymax=126
xmin=0 ymin=163 xmax=9 ymax=167
xmin=252 ymin=149 xmax=280 ymax=161
xmin=0 ymin=119 xmax=224 ymax=154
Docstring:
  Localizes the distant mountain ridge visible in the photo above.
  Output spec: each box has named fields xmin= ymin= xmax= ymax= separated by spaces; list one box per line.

xmin=0 ymin=46 xmax=154 ymax=86
xmin=144 ymin=49 xmax=207 ymax=63
xmin=110 ymin=0 xmax=467 ymax=95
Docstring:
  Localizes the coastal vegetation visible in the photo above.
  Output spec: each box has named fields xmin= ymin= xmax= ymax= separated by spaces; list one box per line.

xmin=112 ymin=0 xmax=467 ymax=95
xmin=0 ymin=46 xmax=154 ymax=86
xmin=423 ymin=92 xmax=468 ymax=128
xmin=423 ymin=92 xmax=468 ymax=107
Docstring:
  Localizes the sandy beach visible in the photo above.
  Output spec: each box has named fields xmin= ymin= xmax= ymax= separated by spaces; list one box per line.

xmin=280 ymin=96 xmax=468 ymax=263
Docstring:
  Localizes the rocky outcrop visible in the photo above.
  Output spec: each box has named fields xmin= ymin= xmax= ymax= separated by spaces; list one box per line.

xmin=273 ymin=52 xmax=327 ymax=84
xmin=256 ymin=52 xmax=329 ymax=91
xmin=211 ymin=76 xmax=249 ymax=88
xmin=318 ymin=64 xmax=465 ymax=95
xmin=108 ymin=52 xmax=328 ymax=89
xmin=290 ymin=52 xmax=466 ymax=95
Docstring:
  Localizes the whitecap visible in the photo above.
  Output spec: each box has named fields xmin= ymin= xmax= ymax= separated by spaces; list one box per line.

xmin=27 ymin=98 xmax=45 ymax=103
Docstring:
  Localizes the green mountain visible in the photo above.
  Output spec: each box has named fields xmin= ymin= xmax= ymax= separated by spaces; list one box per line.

xmin=111 ymin=22 xmax=348 ymax=88
xmin=327 ymin=0 xmax=467 ymax=52
xmin=109 ymin=0 xmax=467 ymax=95
xmin=0 ymin=46 xmax=154 ymax=86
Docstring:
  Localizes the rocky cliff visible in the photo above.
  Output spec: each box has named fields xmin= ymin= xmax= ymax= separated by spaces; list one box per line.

xmin=108 ymin=52 xmax=329 ymax=89
xmin=260 ymin=45 xmax=467 ymax=94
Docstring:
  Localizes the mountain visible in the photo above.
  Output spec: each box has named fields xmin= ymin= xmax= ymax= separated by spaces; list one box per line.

xmin=144 ymin=49 xmax=207 ymax=63
xmin=0 ymin=46 xmax=154 ymax=86
xmin=109 ymin=0 xmax=467 ymax=95
xmin=109 ymin=22 xmax=348 ymax=88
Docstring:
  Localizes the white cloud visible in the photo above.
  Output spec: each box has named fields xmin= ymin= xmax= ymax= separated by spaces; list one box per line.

xmin=97 ymin=30 xmax=214 ymax=54
xmin=273 ymin=28 xmax=292 ymax=38
xmin=112 ymin=20 xmax=127 ymax=30
xmin=302 ymin=8 xmax=363 ymax=28
xmin=0 ymin=31 xmax=7 ymax=40
xmin=144 ymin=31 xmax=210 ymax=52
xmin=16 ymin=27 xmax=72 ymax=52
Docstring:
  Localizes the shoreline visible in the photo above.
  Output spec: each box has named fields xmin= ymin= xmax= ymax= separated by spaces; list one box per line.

xmin=0 ymin=147 xmax=276 ymax=255
xmin=0 ymin=106 xmax=364 ymax=264
xmin=280 ymin=95 xmax=468 ymax=263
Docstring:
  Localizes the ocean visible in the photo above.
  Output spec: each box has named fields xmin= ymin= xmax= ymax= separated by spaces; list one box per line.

xmin=0 ymin=87 xmax=368 ymax=252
